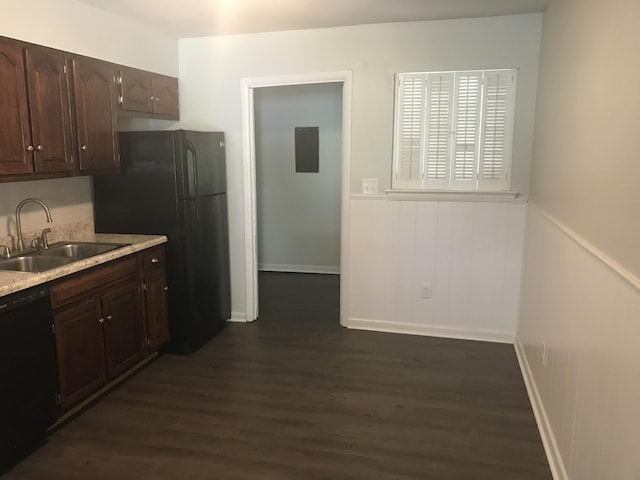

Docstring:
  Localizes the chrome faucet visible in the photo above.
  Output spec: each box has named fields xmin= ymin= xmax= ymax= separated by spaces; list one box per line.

xmin=15 ymin=198 xmax=53 ymax=252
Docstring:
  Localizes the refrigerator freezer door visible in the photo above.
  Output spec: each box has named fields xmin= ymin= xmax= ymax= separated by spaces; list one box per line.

xmin=177 ymin=131 xmax=226 ymax=199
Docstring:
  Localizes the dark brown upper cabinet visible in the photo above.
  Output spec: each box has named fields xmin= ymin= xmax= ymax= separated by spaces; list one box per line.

xmin=0 ymin=39 xmax=73 ymax=178
xmin=0 ymin=40 xmax=32 ymax=176
xmin=118 ymin=66 xmax=179 ymax=120
xmin=0 ymin=35 xmax=179 ymax=183
xmin=71 ymin=56 xmax=120 ymax=174
xmin=26 ymin=47 xmax=74 ymax=174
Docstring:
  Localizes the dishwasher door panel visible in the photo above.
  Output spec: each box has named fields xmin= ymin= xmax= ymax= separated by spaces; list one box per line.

xmin=0 ymin=287 xmax=57 ymax=473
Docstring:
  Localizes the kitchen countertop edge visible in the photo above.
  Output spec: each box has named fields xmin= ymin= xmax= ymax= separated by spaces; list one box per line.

xmin=0 ymin=233 xmax=168 ymax=298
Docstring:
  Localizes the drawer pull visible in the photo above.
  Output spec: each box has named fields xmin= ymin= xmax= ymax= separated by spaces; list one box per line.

xmin=151 ymin=257 xmax=159 ymax=263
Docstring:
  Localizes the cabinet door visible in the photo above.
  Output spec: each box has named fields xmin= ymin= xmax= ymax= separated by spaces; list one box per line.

xmin=144 ymin=270 xmax=170 ymax=351
xmin=151 ymin=76 xmax=179 ymax=118
xmin=25 ymin=47 xmax=74 ymax=174
xmin=0 ymin=40 xmax=33 ymax=175
xmin=101 ymin=281 xmax=145 ymax=381
xmin=54 ymin=298 xmax=106 ymax=412
xmin=119 ymin=66 xmax=153 ymax=113
xmin=71 ymin=57 xmax=119 ymax=173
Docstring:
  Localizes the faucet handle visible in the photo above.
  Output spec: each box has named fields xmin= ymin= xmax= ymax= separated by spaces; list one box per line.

xmin=0 ymin=245 xmax=10 ymax=259
xmin=41 ymin=228 xmax=51 ymax=250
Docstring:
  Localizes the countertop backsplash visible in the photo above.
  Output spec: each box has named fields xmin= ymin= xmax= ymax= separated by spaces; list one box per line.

xmin=0 ymin=220 xmax=95 ymax=252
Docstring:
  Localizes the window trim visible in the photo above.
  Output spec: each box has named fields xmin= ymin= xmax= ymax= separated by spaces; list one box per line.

xmin=392 ymin=68 xmax=518 ymax=192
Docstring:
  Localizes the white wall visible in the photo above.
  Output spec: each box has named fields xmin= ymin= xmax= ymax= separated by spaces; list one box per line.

xmin=349 ymin=199 xmax=525 ymax=341
xmin=177 ymin=14 xmax=542 ymax=317
xmin=1 ymin=0 xmax=178 ymax=75
xmin=255 ymin=83 xmax=342 ymax=274
xmin=527 ymin=0 xmax=640 ymax=278
xmin=0 ymin=0 xmax=179 ymax=241
xmin=517 ymin=0 xmax=640 ymax=478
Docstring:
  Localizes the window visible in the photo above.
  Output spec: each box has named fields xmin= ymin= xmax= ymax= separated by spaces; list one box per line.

xmin=392 ymin=69 xmax=517 ymax=191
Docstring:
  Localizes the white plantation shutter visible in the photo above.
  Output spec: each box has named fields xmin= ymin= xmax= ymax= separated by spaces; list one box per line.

xmin=424 ymin=72 xmax=454 ymax=188
xmin=479 ymin=70 xmax=516 ymax=191
xmin=392 ymin=68 xmax=517 ymax=192
xmin=451 ymin=72 xmax=482 ymax=190
xmin=393 ymin=74 xmax=426 ymax=188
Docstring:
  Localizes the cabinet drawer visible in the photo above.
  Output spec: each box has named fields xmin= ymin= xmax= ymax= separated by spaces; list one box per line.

xmin=141 ymin=246 xmax=165 ymax=274
xmin=50 ymin=256 xmax=138 ymax=309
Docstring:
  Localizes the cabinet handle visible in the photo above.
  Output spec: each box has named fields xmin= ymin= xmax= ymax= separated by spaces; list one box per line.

xmin=81 ymin=145 xmax=88 ymax=151
xmin=26 ymin=145 xmax=34 ymax=152
xmin=98 ymin=317 xmax=104 ymax=324
xmin=155 ymin=97 xmax=160 ymax=101
xmin=149 ymin=96 xmax=155 ymax=101
xmin=164 ymin=286 xmax=168 ymax=291
xmin=151 ymin=257 xmax=159 ymax=263
xmin=106 ymin=315 xmax=112 ymax=321
xmin=36 ymin=144 xmax=43 ymax=151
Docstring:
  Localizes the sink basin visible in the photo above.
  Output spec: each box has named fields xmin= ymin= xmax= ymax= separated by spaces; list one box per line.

xmin=39 ymin=242 xmax=129 ymax=260
xmin=0 ymin=255 xmax=76 ymax=273
xmin=0 ymin=241 xmax=130 ymax=273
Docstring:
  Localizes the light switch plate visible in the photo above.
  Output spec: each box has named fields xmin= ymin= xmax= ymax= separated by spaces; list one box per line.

xmin=362 ymin=178 xmax=378 ymax=195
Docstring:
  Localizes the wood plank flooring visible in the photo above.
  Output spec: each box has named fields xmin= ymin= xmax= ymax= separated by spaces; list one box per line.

xmin=3 ymin=272 xmax=552 ymax=479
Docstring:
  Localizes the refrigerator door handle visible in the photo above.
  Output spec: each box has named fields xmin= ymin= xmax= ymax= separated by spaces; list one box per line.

xmin=185 ymin=139 xmax=201 ymax=246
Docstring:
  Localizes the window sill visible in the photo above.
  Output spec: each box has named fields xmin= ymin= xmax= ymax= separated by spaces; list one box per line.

xmin=384 ymin=190 xmax=524 ymax=203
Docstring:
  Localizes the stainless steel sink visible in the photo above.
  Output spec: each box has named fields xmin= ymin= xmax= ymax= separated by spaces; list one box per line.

xmin=0 ymin=255 xmax=76 ymax=273
xmin=38 ymin=242 xmax=129 ymax=260
xmin=0 ymin=241 xmax=129 ymax=273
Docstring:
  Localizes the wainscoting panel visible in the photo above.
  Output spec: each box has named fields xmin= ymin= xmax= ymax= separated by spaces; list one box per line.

xmin=517 ymin=205 xmax=640 ymax=480
xmin=347 ymin=198 xmax=527 ymax=342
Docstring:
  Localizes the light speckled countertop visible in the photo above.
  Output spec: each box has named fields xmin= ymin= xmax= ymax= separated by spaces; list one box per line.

xmin=0 ymin=233 xmax=167 ymax=297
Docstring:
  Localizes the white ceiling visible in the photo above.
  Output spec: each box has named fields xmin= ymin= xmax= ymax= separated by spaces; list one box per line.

xmin=76 ymin=0 xmax=549 ymax=38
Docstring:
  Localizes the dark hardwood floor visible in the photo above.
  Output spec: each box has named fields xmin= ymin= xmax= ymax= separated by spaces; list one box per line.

xmin=4 ymin=272 xmax=551 ymax=479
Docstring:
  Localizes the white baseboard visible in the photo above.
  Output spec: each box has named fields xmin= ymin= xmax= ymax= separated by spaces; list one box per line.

xmin=258 ymin=263 xmax=340 ymax=275
xmin=228 ymin=311 xmax=248 ymax=323
xmin=514 ymin=336 xmax=568 ymax=480
xmin=346 ymin=318 xmax=515 ymax=344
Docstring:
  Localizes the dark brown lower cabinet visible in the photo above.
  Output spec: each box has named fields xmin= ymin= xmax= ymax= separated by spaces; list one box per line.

xmin=144 ymin=270 xmax=169 ymax=352
xmin=51 ymin=247 xmax=167 ymax=414
xmin=101 ymin=281 xmax=145 ymax=381
xmin=53 ymin=280 xmax=144 ymax=412
xmin=53 ymin=298 xmax=106 ymax=412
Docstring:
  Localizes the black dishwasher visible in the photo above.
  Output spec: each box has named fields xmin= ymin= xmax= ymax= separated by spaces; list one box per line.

xmin=0 ymin=286 xmax=58 ymax=474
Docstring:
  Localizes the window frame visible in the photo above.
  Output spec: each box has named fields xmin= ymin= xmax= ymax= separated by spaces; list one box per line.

xmin=392 ymin=68 xmax=518 ymax=192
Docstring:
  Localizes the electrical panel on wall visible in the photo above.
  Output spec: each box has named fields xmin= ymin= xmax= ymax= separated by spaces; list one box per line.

xmin=294 ymin=126 xmax=319 ymax=173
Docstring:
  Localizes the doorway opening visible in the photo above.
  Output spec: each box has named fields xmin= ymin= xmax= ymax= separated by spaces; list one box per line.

xmin=240 ymin=72 xmax=352 ymax=324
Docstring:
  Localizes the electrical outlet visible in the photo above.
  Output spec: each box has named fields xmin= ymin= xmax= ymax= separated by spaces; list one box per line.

xmin=542 ymin=341 xmax=548 ymax=366
xmin=421 ymin=283 xmax=432 ymax=299
xmin=361 ymin=178 xmax=378 ymax=195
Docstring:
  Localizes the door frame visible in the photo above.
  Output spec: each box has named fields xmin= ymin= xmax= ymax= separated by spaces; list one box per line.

xmin=240 ymin=71 xmax=352 ymax=325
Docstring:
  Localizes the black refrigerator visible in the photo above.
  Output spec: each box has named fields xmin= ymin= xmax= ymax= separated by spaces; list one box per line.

xmin=93 ymin=130 xmax=231 ymax=354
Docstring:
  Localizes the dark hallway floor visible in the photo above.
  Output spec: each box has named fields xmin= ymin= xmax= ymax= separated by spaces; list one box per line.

xmin=3 ymin=272 xmax=551 ymax=479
